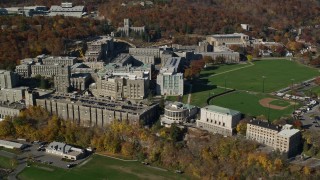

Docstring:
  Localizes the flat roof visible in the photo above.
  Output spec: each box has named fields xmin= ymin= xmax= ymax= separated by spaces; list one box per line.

xmin=38 ymin=93 xmax=156 ymax=115
xmin=202 ymin=105 xmax=240 ymax=116
xmin=248 ymin=120 xmax=281 ymax=131
xmin=0 ymin=140 xmax=24 ymax=148
xmin=278 ymin=129 xmax=300 ymax=138
xmin=0 ymin=102 xmax=26 ymax=110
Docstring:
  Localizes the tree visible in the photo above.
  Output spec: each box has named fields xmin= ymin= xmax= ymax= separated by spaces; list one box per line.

xmin=215 ymin=56 xmax=226 ymax=64
xmin=236 ymin=120 xmax=248 ymax=135
xmin=0 ymin=120 xmax=15 ymax=137
xmin=203 ymin=56 xmax=213 ymax=64
xmin=169 ymin=124 xmax=184 ymax=142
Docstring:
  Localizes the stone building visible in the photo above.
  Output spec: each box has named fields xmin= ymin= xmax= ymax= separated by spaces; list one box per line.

xmin=46 ymin=141 xmax=84 ymax=160
xmin=129 ymin=48 xmax=160 ymax=58
xmin=49 ymin=2 xmax=85 ymax=18
xmin=0 ymin=101 xmax=26 ymax=120
xmin=92 ymin=75 xmax=149 ymax=100
xmin=161 ymin=102 xmax=198 ymax=127
xmin=16 ymin=64 xmax=31 ymax=77
xmin=117 ymin=19 xmax=145 ymax=37
xmin=54 ymin=66 xmax=71 ymax=93
xmin=85 ymin=36 xmax=114 ymax=62
xmin=31 ymin=65 xmax=64 ymax=78
xmin=0 ymin=87 xmax=27 ymax=103
xmin=197 ymin=51 xmax=240 ymax=64
xmin=0 ymin=70 xmax=19 ymax=89
xmin=71 ymin=63 xmax=94 ymax=74
xmin=110 ymin=54 xmax=134 ymax=66
xmin=206 ymin=33 xmax=249 ymax=47
xmin=132 ymin=55 xmax=155 ymax=65
xmin=246 ymin=120 xmax=301 ymax=157
xmin=156 ymin=57 xmax=184 ymax=96
xmin=41 ymin=56 xmax=78 ymax=66
xmin=197 ymin=105 xmax=242 ymax=136
xmin=97 ymin=63 xmax=151 ymax=80
xmin=70 ymin=73 xmax=91 ymax=91
xmin=36 ymin=94 xmax=158 ymax=127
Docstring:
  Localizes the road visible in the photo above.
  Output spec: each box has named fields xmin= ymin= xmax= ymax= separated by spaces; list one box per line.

xmin=301 ymin=104 xmax=320 ymax=130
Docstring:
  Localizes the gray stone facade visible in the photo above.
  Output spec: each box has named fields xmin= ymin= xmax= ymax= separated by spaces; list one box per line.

xmin=0 ymin=87 xmax=27 ymax=103
xmin=70 ymin=73 xmax=91 ymax=91
xmin=41 ymin=56 xmax=77 ymax=66
xmin=92 ymin=75 xmax=149 ymax=100
xmin=0 ymin=70 xmax=19 ymax=89
xmin=156 ymin=57 xmax=184 ymax=96
xmin=85 ymin=36 xmax=114 ymax=62
xmin=118 ymin=19 xmax=145 ymax=37
xmin=129 ymin=48 xmax=160 ymax=58
xmin=0 ymin=102 xmax=25 ymax=120
xmin=36 ymin=94 xmax=158 ymax=127
xmin=54 ymin=66 xmax=71 ymax=93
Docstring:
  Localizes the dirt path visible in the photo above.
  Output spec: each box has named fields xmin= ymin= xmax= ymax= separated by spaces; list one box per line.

xmin=210 ymin=61 xmax=254 ymax=77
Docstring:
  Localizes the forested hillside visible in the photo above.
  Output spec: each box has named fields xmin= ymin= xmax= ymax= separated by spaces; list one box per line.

xmin=0 ymin=16 xmax=105 ymax=70
xmin=1 ymin=0 xmax=320 ymax=67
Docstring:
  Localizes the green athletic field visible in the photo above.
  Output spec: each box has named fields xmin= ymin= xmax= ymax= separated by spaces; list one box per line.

xmin=18 ymin=155 xmax=188 ymax=180
xmin=186 ymin=59 xmax=316 ymax=120
xmin=210 ymin=91 xmax=297 ymax=120
xmin=208 ymin=60 xmax=319 ymax=93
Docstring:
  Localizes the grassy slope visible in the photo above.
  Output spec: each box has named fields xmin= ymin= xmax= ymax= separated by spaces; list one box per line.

xmin=0 ymin=156 xmax=13 ymax=169
xmin=18 ymin=155 xmax=188 ymax=180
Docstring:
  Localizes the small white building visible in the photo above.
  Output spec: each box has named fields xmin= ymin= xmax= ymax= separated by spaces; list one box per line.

xmin=46 ymin=141 xmax=84 ymax=160
xmin=0 ymin=139 xmax=27 ymax=149
xmin=197 ymin=105 xmax=241 ymax=136
xmin=161 ymin=102 xmax=198 ymax=127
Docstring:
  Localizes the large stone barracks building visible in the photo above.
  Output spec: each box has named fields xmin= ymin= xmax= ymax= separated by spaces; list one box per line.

xmin=36 ymin=94 xmax=158 ymax=127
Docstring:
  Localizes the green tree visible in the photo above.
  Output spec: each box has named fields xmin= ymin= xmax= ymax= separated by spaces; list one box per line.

xmin=0 ymin=120 xmax=15 ymax=137
xmin=236 ymin=120 xmax=248 ymax=135
xmin=169 ymin=124 xmax=183 ymax=142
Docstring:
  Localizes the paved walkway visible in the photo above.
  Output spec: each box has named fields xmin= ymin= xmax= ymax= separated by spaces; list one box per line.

xmin=7 ymin=152 xmax=28 ymax=180
xmin=210 ymin=61 xmax=254 ymax=77
xmin=96 ymin=153 xmax=138 ymax=162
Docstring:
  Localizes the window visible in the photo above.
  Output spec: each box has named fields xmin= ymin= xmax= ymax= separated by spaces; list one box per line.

xmin=223 ymin=123 xmax=225 ymax=127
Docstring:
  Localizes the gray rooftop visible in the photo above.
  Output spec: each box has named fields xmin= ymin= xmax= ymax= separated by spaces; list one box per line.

xmin=0 ymin=140 xmax=25 ymax=149
xmin=203 ymin=105 xmax=240 ymax=116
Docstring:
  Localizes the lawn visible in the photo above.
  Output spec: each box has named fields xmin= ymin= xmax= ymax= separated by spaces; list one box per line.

xmin=210 ymin=91 xmax=297 ymax=121
xmin=269 ymin=99 xmax=291 ymax=107
xmin=305 ymin=85 xmax=320 ymax=96
xmin=18 ymin=155 xmax=188 ymax=180
xmin=208 ymin=60 xmax=319 ymax=93
xmin=0 ymin=156 xmax=13 ymax=169
xmin=183 ymin=64 xmax=249 ymax=107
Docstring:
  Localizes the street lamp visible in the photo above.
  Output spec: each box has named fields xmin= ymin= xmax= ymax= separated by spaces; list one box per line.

xmin=224 ymin=77 xmax=227 ymax=92
xmin=291 ymin=79 xmax=295 ymax=96
xmin=262 ymin=76 xmax=266 ymax=93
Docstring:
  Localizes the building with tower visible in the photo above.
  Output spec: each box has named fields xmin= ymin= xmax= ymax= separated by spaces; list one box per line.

xmin=117 ymin=19 xmax=145 ymax=37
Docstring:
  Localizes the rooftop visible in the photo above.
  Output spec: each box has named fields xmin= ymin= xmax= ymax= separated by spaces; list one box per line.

xmin=0 ymin=140 xmax=25 ymax=148
xmin=166 ymin=102 xmax=196 ymax=111
xmin=39 ymin=93 xmax=156 ymax=115
xmin=248 ymin=120 xmax=281 ymax=131
xmin=203 ymin=105 xmax=240 ymax=116
xmin=0 ymin=101 xmax=26 ymax=110
xmin=211 ymin=33 xmax=248 ymax=38
xmin=278 ymin=129 xmax=300 ymax=138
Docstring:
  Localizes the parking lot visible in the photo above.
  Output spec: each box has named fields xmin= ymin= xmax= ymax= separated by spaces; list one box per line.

xmin=20 ymin=142 xmax=90 ymax=169
xmin=300 ymin=104 xmax=320 ymax=130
